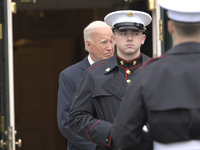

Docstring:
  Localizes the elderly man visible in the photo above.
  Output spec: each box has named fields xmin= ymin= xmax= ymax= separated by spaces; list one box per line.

xmin=57 ymin=20 xmax=114 ymax=150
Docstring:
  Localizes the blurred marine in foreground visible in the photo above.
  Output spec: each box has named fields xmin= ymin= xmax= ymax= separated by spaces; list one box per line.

xmin=111 ymin=0 xmax=200 ymax=150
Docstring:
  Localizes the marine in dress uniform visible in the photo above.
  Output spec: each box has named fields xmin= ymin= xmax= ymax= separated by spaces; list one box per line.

xmin=68 ymin=10 xmax=152 ymax=150
xmin=111 ymin=0 xmax=200 ymax=150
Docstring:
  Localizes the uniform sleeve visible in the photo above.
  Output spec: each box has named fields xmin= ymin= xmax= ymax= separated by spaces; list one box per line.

xmin=111 ymin=75 xmax=153 ymax=150
xmin=68 ymin=71 xmax=113 ymax=148
xmin=57 ymin=71 xmax=96 ymax=150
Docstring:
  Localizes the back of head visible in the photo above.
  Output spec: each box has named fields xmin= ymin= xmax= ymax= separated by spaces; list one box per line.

xmin=83 ymin=21 xmax=111 ymax=51
xmin=158 ymin=0 xmax=200 ymax=37
xmin=173 ymin=21 xmax=200 ymax=37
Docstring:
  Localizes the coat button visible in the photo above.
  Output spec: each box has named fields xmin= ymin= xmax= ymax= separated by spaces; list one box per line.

xmin=126 ymin=79 xmax=131 ymax=83
xmin=126 ymin=69 xmax=131 ymax=75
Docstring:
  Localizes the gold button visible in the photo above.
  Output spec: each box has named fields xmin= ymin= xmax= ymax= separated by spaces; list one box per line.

xmin=133 ymin=60 xmax=137 ymax=65
xmin=127 ymin=79 xmax=131 ymax=83
xmin=120 ymin=60 xmax=124 ymax=65
xmin=126 ymin=69 xmax=131 ymax=75
xmin=106 ymin=139 xmax=108 ymax=142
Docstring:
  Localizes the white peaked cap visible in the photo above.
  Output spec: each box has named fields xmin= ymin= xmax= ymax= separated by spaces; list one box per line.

xmin=158 ymin=0 xmax=200 ymax=22
xmin=104 ymin=10 xmax=152 ymax=31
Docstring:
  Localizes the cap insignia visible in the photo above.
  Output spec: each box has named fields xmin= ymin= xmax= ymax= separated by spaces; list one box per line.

xmin=127 ymin=12 xmax=134 ymax=17
xmin=166 ymin=11 xmax=168 ymax=16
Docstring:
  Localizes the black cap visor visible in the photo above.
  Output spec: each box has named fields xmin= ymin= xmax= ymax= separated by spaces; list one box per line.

xmin=113 ymin=22 xmax=145 ymax=32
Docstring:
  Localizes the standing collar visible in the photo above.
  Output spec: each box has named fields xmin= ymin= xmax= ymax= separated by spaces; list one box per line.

xmin=167 ymin=42 xmax=200 ymax=55
xmin=117 ymin=54 xmax=142 ymax=69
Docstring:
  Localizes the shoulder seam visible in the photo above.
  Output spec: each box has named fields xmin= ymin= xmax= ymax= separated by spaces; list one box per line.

xmin=140 ymin=54 xmax=166 ymax=70
xmin=88 ymin=61 xmax=105 ymax=70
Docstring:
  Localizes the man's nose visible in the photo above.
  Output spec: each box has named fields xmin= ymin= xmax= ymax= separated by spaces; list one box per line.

xmin=106 ymin=42 xmax=114 ymax=50
xmin=127 ymin=33 xmax=133 ymax=41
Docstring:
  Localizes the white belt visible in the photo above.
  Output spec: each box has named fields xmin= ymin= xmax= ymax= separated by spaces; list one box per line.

xmin=154 ymin=140 xmax=200 ymax=150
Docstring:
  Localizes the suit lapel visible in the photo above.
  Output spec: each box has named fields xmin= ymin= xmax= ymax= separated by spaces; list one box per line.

xmin=80 ymin=56 xmax=90 ymax=75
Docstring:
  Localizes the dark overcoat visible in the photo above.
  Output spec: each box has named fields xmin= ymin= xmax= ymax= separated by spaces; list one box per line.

xmin=112 ymin=42 xmax=200 ymax=149
xmin=57 ymin=56 xmax=96 ymax=150
xmin=68 ymin=53 xmax=150 ymax=150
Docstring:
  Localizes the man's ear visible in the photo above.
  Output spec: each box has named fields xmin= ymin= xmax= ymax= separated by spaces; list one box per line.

xmin=112 ymin=35 xmax=116 ymax=45
xmin=168 ymin=20 xmax=174 ymax=34
xmin=86 ymin=40 xmax=91 ymax=52
xmin=141 ymin=34 xmax=146 ymax=45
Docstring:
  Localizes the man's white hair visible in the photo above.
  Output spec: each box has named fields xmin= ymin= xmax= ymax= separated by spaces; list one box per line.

xmin=83 ymin=21 xmax=111 ymax=52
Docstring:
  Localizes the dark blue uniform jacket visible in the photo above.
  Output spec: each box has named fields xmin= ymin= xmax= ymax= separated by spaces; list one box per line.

xmin=68 ymin=53 xmax=150 ymax=150
xmin=111 ymin=42 xmax=200 ymax=150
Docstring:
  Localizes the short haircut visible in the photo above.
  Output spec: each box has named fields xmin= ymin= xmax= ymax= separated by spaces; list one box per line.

xmin=83 ymin=21 xmax=110 ymax=51
xmin=173 ymin=21 xmax=200 ymax=37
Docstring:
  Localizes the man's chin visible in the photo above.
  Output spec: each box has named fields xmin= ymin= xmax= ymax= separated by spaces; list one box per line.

xmin=104 ymin=54 xmax=113 ymax=59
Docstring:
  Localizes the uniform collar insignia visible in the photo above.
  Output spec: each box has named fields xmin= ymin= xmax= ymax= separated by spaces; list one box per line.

xmin=105 ymin=67 xmax=111 ymax=72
